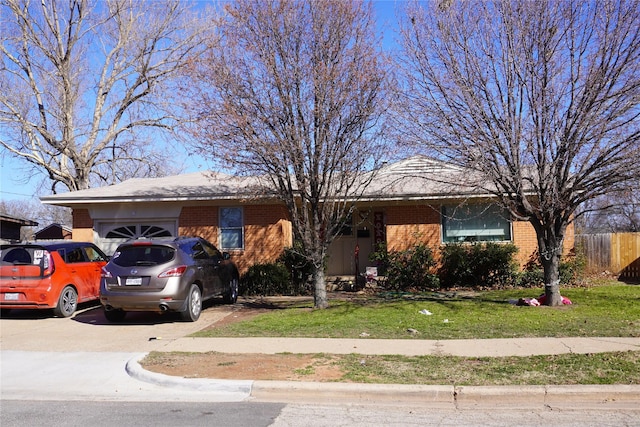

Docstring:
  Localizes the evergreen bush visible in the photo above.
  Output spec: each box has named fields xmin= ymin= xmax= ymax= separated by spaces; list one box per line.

xmin=370 ymin=243 xmax=439 ymax=291
xmin=240 ymin=262 xmax=291 ymax=296
xmin=439 ymin=243 xmax=519 ymax=288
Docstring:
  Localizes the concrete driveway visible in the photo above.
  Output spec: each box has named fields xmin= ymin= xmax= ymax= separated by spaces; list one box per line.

xmin=0 ymin=302 xmax=256 ymax=403
xmin=0 ymin=301 xmax=232 ymax=352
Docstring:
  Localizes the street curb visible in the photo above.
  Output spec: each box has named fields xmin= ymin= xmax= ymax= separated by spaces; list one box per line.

xmin=126 ymin=354 xmax=640 ymax=408
xmin=250 ymin=381 xmax=640 ymax=408
xmin=455 ymin=384 xmax=640 ymax=408
xmin=545 ymin=384 xmax=640 ymax=407
xmin=250 ymin=381 xmax=454 ymax=407
xmin=125 ymin=353 xmax=253 ymax=397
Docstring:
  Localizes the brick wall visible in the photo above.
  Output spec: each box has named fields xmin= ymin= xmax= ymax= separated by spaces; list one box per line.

xmin=69 ymin=202 xmax=575 ymax=275
xmin=71 ymin=209 xmax=94 ymax=242
xmin=512 ymin=220 xmax=539 ymax=266
xmin=241 ymin=204 xmax=292 ymax=274
xmin=384 ymin=204 xmax=575 ymax=269
xmin=178 ymin=204 xmax=291 ymax=275
xmin=178 ymin=206 xmax=218 ymax=242
xmin=385 ymin=205 xmax=441 ymax=252
xmin=513 ymin=219 xmax=576 ymax=267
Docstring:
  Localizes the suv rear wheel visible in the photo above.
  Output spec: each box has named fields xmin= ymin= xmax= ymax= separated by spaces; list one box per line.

xmin=180 ymin=283 xmax=202 ymax=322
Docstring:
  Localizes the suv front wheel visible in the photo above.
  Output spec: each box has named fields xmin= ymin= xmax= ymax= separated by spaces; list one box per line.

xmin=180 ymin=283 xmax=202 ymax=322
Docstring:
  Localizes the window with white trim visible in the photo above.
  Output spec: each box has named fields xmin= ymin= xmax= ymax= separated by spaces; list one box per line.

xmin=219 ymin=207 xmax=244 ymax=250
xmin=442 ymin=204 xmax=512 ymax=243
xmin=105 ymin=225 xmax=172 ymax=239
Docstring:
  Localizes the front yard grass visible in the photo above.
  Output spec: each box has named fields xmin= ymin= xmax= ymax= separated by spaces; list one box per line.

xmin=194 ymin=280 xmax=640 ymax=339
xmin=144 ymin=279 xmax=639 ymax=385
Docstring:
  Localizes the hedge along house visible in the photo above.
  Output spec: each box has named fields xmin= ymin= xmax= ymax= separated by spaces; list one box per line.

xmin=40 ymin=155 xmax=574 ymax=278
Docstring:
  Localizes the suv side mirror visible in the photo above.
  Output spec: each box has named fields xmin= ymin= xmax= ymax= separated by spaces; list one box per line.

xmin=222 ymin=252 xmax=231 ymax=260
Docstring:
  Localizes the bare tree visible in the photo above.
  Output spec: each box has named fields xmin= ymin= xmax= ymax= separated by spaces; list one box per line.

xmin=577 ymin=189 xmax=640 ymax=233
xmin=1 ymin=199 xmax=71 ymax=240
xmin=185 ymin=0 xmax=389 ymax=308
xmin=0 ymin=0 xmax=209 ymax=193
xmin=396 ymin=0 xmax=640 ymax=305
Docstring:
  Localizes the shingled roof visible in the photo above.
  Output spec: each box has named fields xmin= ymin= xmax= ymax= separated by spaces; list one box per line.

xmin=40 ymin=155 xmax=492 ymax=206
xmin=40 ymin=172 xmax=272 ymax=205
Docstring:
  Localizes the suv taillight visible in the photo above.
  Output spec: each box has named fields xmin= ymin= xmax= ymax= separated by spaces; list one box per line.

xmin=101 ymin=266 xmax=113 ymax=278
xmin=158 ymin=265 xmax=187 ymax=278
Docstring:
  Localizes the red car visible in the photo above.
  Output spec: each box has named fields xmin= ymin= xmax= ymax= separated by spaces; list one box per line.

xmin=0 ymin=241 xmax=108 ymax=317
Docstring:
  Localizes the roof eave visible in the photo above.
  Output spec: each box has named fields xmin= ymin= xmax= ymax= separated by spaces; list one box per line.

xmin=40 ymin=193 xmax=273 ymax=206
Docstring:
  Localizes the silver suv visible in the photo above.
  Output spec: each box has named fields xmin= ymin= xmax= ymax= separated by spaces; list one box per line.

xmin=100 ymin=237 xmax=239 ymax=322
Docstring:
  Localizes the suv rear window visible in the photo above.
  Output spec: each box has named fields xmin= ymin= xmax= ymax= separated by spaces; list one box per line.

xmin=112 ymin=245 xmax=175 ymax=267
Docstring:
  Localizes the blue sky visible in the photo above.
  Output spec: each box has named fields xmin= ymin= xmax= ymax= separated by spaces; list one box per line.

xmin=0 ymin=0 xmax=404 ymax=205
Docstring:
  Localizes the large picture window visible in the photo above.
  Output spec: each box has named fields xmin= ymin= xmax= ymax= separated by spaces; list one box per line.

xmin=442 ymin=204 xmax=512 ymax=243
xmin=219 ymin=207 xmax=244 ymax=250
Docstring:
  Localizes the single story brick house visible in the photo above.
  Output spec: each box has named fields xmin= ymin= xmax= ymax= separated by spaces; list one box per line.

xmin=40 ymin=156 xmax=574 ymax=277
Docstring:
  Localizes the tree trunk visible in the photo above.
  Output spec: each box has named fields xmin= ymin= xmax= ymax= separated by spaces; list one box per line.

xmin=312 ymin=268 xmax=328 ymax=309
xmin=540 ymin=247 xmax=563 ymax=306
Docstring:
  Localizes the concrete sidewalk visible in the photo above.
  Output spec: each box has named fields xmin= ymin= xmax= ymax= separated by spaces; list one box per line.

xmin=156 ymin=336 xmax=640 ymax=357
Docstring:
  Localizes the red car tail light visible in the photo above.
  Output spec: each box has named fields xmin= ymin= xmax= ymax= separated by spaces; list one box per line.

xmin=42 ymin=251 xmax=54 ymax=276
xmin=158 ymin=265 xmax=187 ymax=278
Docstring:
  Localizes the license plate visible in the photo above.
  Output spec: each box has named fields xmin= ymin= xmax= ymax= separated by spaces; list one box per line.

xmin=125 ymin=277 xmax=142 ymax=286
xmin=4 ymin=293 xmax=19 ymax=301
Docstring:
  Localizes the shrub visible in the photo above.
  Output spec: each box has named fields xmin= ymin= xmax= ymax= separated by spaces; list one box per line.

xmin=240 ymin=263 xmax=291 ymax=296
xmin=516 ymin=268 xmax=544 ymax=288
xmin=277 ymin=245 xmax=314 ymax=292
xmin=371 ymin=244 xmax=439 ymax=291
xmin=240 ymin=245 xmax=315 ymax=296
xmin=518 ymin=247 xmax=587 ymax=287
xmin=368 ymin=243 xmax=389 ymax=276
xmin=560 ymin=246 xmax=587 ymax=284
xmin=439 ymin=243 xmax=519 ymax=289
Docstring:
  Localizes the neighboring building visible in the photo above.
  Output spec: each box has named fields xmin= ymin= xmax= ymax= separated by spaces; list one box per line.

xmin=34 ymin=223 xmax=73 ymax=240
xmin=40 ymin=156 xmax=574 ymax=277
xmin=0 ymin=214 xmax=38 ymax=243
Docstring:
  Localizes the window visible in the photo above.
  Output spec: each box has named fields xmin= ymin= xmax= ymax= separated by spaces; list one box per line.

xmin=338 ymin=214 xmax=353 ymax=236
xmin=113 ymin=246 xmax=175 ymax=267
xmin=219 ymin=207 xmax=244 ymax=250
xmin=63 ymin=247 xmax=86 ymax=263
xmin=84 ymin=246 xmax=107 ymax=262
xmin=105 ymin=225 xmax=172 ymax=239
xmin=442 ymin=203 xmax=512 ymax=243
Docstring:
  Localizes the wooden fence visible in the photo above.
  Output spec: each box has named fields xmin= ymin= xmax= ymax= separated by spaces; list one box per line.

xmin=575 ymin=233 xmax=640 ymax=282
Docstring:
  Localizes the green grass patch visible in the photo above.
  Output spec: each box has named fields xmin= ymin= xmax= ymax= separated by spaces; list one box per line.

xmin=141 ymin=350 xmax=640 ymax=385
xmin=194 ymin=281 xmax=640 ymax=339
xmin=337 ymin=351 xmax=640 ymax=385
